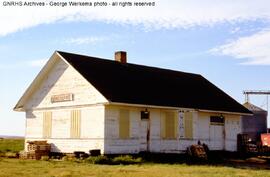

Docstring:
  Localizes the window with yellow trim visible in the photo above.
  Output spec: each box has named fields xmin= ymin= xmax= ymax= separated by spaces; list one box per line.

xmin=161 ymin=111 xmax=178 ymax=139
xmin=43 ymin=112 xmax=52 ymax=138
xmin=184 ymin=112 xmax=193 ymax=139
xmin=70 ymin=110 xmax=81 ymax=138
xmin=119 ymin=109 xmax=130 ymax=139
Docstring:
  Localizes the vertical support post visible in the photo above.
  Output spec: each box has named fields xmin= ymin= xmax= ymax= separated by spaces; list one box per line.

xmin=267 ymin=95 xmax=269 ymax=133
xmin=245 ymin=93 xmax=249 ymax=103
xmin=267 ymin=95 xmax=268 ymax=113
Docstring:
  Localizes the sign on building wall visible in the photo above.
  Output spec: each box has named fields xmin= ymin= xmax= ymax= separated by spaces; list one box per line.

xmin=51 ymin=93 xmax=74 ymax=103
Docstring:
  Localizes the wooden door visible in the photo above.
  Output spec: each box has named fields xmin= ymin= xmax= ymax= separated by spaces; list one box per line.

xmin=210 ymin=125 xmax=225 ymax=150
xmin=139 ymin=119 xmax=150 ymax=152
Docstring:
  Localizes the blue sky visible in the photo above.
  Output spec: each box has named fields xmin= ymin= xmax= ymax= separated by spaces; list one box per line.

xmin=1 ymin=0 xmax=270 ymax=135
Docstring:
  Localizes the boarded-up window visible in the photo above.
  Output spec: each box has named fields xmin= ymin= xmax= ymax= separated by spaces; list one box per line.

xmin=43 ymin=112 xmax=52 ymax=138
xmin=184 ymin=112 xmax=193 ymax=139
xmin=161 ymin=111 xmax=178 ymax=139
xmin=119 ymin=109 xmax=130 ymax=139
xmin=70 ymin=110 xmax=81 ymax=138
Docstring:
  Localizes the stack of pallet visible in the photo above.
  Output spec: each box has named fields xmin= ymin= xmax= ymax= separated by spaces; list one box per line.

xmin=28 ymin=141 xmax=51 ymax=160
xmin=19 ymin=151 xmax=30 ymax=159
xmin=20 ymin=141 xmax=51 ymax=160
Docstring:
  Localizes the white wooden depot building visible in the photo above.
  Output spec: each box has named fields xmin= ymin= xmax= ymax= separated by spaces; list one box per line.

xmin=14 ymin=51 xmax=251 ymax=154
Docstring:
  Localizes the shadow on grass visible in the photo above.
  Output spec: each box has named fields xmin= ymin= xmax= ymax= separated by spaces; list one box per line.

xmin=105 ymin=151 xmax=270 ymax=170
xmin=34 ymin=151 xmax=270 ymax=170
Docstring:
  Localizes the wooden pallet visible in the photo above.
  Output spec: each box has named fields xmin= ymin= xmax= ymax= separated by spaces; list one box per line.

xmin=19 ymin=151 xmax=30 ymax=159
xmin=28 ymin=151 xmax=49 ymax=160
xmin=20 ymin=141 xmax=51 ymax=160
xmin=27 ymin=144 xmax=51 ymax=151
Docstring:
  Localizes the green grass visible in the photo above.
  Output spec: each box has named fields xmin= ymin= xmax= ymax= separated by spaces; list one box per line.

xmin=0 ymin=139 xmax=24 ymax=153
xmin=0 ymin=139 xmax=269 ymax=177
xmin=0 ymin=158 xmax=269 ymax=177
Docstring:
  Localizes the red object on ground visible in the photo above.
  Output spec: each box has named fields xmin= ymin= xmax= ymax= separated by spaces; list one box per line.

xmin=261 ymin=134 xmax=270 ymax=147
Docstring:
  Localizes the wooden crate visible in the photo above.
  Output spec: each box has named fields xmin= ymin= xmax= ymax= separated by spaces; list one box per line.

xmin=27 ymin=141 xmax=51 ymax=151
xmin=19 ymin=151 xmax=30 ymax=159
xmin=25 ymin=141 xmax=51 ymax=160
xmin=27 ymin=144 xmax=51 ymax=151
xmin=27 ymin=141 xmax=47 ymax=145
xmin=28 ymin=150 xmax=49 ymax=160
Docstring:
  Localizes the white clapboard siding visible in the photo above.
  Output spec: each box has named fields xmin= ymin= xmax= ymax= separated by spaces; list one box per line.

xmin=26 ymin=104 xmax=241 ymax=154
xmin=25 ymin=138 xmax=104 ymax=154
xmin=103 ymin=105 xmax=242 ymax=154
xmin=25 ymin=111 xmax=43 ymax=138
xmin=51 ymin=110 xmax=70 ymax=138
xmin=225 ymin=115 xmax=241 ymax=151
xmin=25 ymin=57 xmax=107 ymax=110
xmin=81 ymin=106 xmax=105 ymax=139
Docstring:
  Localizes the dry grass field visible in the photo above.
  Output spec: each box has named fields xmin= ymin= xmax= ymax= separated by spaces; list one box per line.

xmin=0 ymin=158 xmax=269 ymax=177
xmin=0 ymin=139 xmax=24 ymax=153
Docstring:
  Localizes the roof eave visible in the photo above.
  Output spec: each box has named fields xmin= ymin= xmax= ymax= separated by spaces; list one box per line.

xmin=13 ymin=105 xmax=24 ymax=112
xmin=107 ymin=102 xmax=193 ymax=111
xmin=107 ymin=102 xmax=252 ymax=115
xmin=198 ymin=109 xmax=253 ymax=116
xmin=13 ymin=51 xmax=59 ymax=112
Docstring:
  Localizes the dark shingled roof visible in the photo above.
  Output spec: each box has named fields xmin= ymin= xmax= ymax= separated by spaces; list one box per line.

xmin=58 ymin=51 xmax=251 ymax=114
